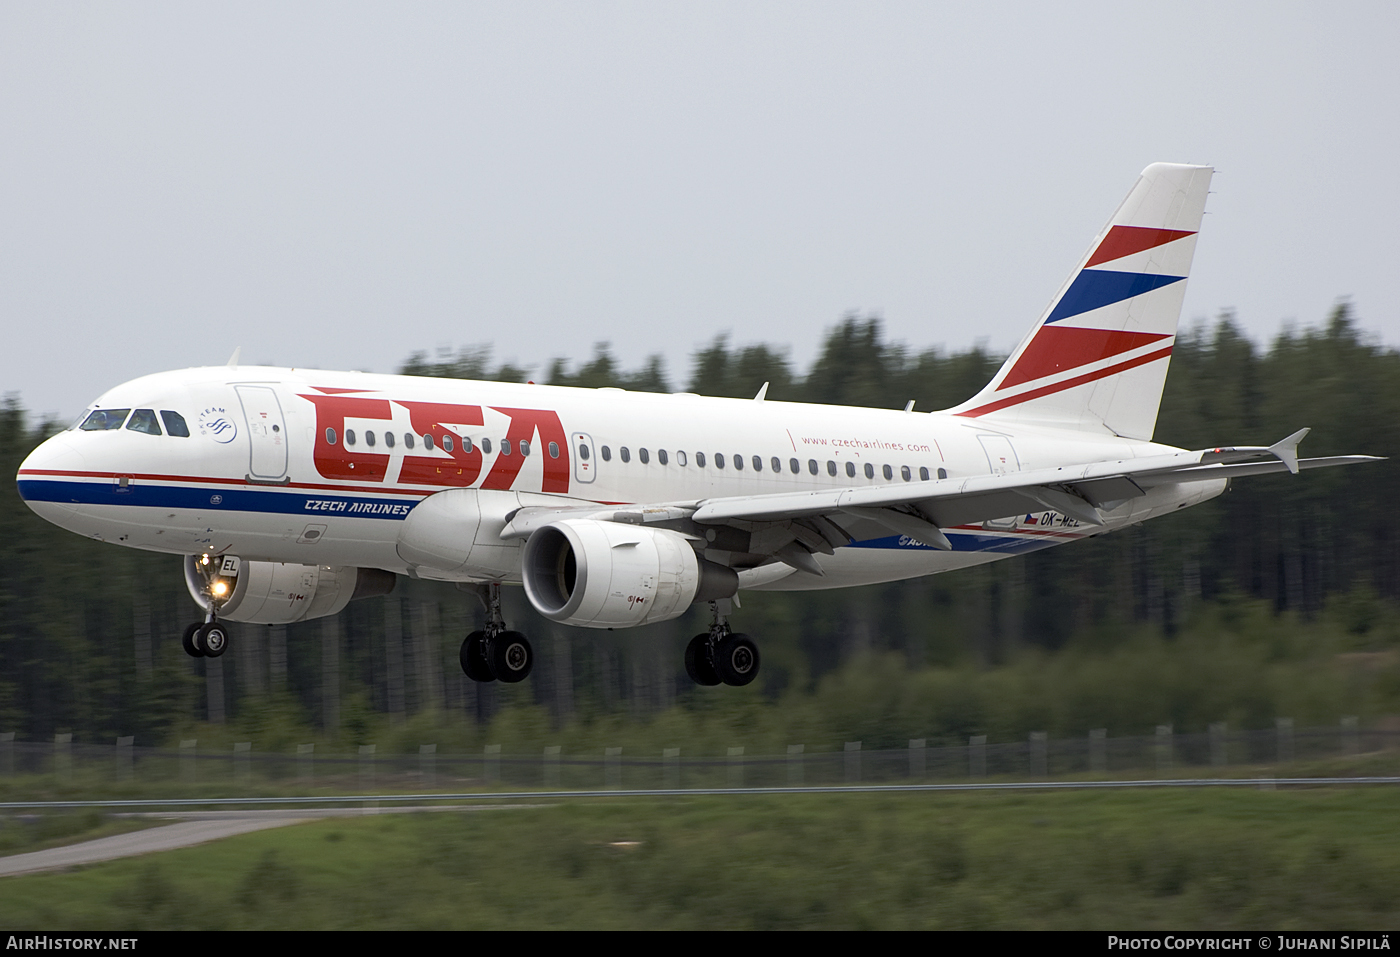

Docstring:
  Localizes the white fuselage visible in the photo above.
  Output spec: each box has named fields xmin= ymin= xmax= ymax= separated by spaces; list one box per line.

xmin=17 ymin=366 xmax=1225 ymax=591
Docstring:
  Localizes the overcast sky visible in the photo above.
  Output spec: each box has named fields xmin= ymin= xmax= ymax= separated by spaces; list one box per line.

xmin=2 ymin=2 xmax=1397 ymax=419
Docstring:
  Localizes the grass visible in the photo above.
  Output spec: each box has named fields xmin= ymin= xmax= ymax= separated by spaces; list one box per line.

xmin=1 ymin=787 xmax=1398 ymax=929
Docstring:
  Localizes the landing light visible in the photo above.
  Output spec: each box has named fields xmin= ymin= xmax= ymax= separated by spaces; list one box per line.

xmin=212 ymin=581 xmax=228 ymax=597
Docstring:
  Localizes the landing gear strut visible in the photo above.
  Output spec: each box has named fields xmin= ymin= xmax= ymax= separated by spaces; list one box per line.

xmin=685 ymin=599 xmax=760 ymax=687
xmin=183 ymin=554 xmax=230 ymax=659
xmin=459 ymin=582 xmax=533 ymax=683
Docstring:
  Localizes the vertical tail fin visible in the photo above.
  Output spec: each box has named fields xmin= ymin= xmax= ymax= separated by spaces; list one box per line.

xmin=952 ymin=163 xmax=1213 ymax=440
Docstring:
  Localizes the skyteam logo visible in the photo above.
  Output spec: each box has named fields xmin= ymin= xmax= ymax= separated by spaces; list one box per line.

xmin=198 ymin=407 xmax=239 ymax=444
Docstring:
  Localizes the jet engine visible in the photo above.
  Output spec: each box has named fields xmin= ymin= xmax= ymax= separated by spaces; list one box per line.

xmin=521 ymin=519 xmax=738 ymax=628
xmin=184 ymin=555 xmax=396 ymax=625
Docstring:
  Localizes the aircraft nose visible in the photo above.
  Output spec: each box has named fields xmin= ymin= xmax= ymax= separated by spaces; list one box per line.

xmin=16 ymin=432 xmax=86 ymax=509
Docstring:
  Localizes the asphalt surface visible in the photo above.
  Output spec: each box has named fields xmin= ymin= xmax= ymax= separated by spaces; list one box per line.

xmin=0 ymin=805 xmax=534 ymax=878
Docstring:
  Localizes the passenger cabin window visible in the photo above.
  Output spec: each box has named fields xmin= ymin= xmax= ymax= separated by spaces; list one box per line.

xmin=520 ymin=440 xmax=530 ymax=456
xmin=346 ymin=430 xmax=357 ymax=446
xmin=501 ymin=439 xmax=512 ymax=456
xmin=883 ymin=464 xmax=893 ymax=480
xmin=938 ymin=467 xmax=948 ymax=480
xmin=789 ymin=458 xmax=799 ymax=474
xmin=639 ymin=448 xmax=649 ymax=464
xmin=620 ymin=447 xmax=630 ymax=463
xmin=80 ymin=409 xmax=130 ymax=431
xmin=126 ymin=409 xmax=162 ymax=435
xmin=919 ymin=466 xmax=929 ymax=481
xmin=715 ymin=453 xmax=725 ymax=469
xmin=601 ymin=446 xmax=611 ymax=461
xmin=808 ymin=459 xmax=818 ymax=475
xmin=160 ymin=410 xmax=190 ymax=437
xmin=365 ymin=431 xmax=376 ymax=447
xmin=677 ymin=450 xmax=687 ymax=466
xmin=442 ymin=434 xmax=453 ymax=452
xmin=845 ymin=462 xmax=856 ymax=478
xmin=695 ymin=451 xmax=705 ymax=467
xmin=658 ymin=449 xmax=668 ymax=465
xmin=771 ymin=457 xmax=781 ymax=473
xmin=549 ymin=441 xmax=560 ymax=458
xmin=384 ymin=432 xmax=395 ymax=449
xmin=826 ymin=460 xmax=836 ymax=476
xmin=864 ymin=463 xmax=874 ymax=479
xmin=326 ymin=428 xmax=338 ymax=445
xmin=733 ymin=454 xmax=743 ymax=471
xmin=901 ymin=465 xmax=912 ymax=481
xmin=405 ymin=433 xmax=415 ymax=449
xmin=423 ymin=434 xmax=435 ymax=450
xmin=463 ymin=437 xmax=474 ymax=453
xmin=752 ymin=455 xmax=763 ymax=472
xmin=481 ymin=438 xmax=492 ymax=454
xmin=578 ymin=443 xmax=589 ymax=460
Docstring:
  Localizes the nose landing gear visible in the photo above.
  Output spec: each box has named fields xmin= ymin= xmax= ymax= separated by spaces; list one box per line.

xmin=181 ymin=618 xmax=228 ymax=658
xmin=182 ymin=553 xmax=233 ymax=659
xmin=685 ymin=599 xmax=760 ymax=687
xmin=459 ymin=582 xmax=534 ymax=683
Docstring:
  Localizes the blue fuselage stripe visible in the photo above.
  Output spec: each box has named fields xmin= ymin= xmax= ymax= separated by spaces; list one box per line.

xmin=17 ymin=479 xmax=416 ymax=520
xmin=18 ymin=480 xmax=1064 ymax=553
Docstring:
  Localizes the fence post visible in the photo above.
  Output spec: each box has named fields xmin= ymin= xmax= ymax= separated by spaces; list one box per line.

xmin=663 ymin=748 xmax=680 ymax=789
xmin=1209 ymin=722 xmax=1228 ymax=768
xmin=1276 ymin=717 xmax=1294 ymax=765
xmin=54 ymin=733 xmax=72 ymax=784
xmin=359 ymin=744 xmax=377 ymax=791
xmin=1155 ymin=725 xmax=1173 ymax=774
xmin=180 ymin=739 xmax=197 ymax=784
xmin=543 ymin=746 xmax=561 ymax=788
xmin=604 ymin=747 xmax=622 ymax=790
xmin=844 ymin=742 xmax=861 ymax=783
xmin=419 ymin=744 xmax=437 ymax=788
xmin=298 ymin=744 xmax=314 ymax=785
xmin=969 ymin=735 xmax=987 ymax=779
xmin=1342 ymin=716 xmax=1359 ymax=758
xmin=727 ymin=747 xmax=744 ymax=788
xmin=1030 ymin=731 xmax=1048 ymax=779
xmin=908 ymin=739 xmax=927 ymax=779
xmin=787 ymin=744 xmax=804 ymax=786
xmin=234 ymin=742 xmax=251 ymax=786
xmin=484 ymin=744 xmax=501 ymax=785
xmin=1090 ymin=729 xmax=1107 ymax=774
xmin=116 ymin=736 xmax=134 ymax=783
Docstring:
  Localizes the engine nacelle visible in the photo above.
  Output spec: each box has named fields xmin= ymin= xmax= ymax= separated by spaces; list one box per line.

xmin=396 ymin=487 xmax=596 ymax=581
xmin=184 ymin=556 xmax=396 ymax=625
xmin=522 ymin=520 xmax=737 ymax=628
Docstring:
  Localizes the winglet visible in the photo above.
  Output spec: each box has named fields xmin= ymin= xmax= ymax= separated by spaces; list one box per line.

xmin=227 ymin=347 xmax=242 ymax=368
xmin=754 ymin=382 xmax=769 ymax=402
xmin=1269 ymin=428 xmax=1310 ymax=475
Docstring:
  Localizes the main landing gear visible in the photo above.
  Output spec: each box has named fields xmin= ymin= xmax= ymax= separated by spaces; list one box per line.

xmin=459 ymin=582 xmax=533 ymax=684
xmin=685 ymin=599 xmax=760 ymax=687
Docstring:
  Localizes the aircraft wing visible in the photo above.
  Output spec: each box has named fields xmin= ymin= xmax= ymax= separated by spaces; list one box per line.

xmin=498 ymin=430 xmax=1380 ymax=575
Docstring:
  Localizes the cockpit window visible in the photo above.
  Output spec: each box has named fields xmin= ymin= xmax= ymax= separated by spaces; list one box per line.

xmin=126 ymin=409 xmax=162 ymax=435
xmin=160 ymin=411 xmax=190 ymax=437
xmin=80 ymin=409 xmax=130 ymax=431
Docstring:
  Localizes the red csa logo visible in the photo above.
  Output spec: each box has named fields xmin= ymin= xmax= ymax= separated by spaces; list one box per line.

xmin=299 ymin=391 xmax=570 ymax=492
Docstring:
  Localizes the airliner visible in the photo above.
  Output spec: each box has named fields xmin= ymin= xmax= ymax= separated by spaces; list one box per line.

xmin=16 ymin=163 xmax=1379 ymax=688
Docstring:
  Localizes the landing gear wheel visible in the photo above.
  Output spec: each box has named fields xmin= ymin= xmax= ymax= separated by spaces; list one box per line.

xmin=195 ymin=622 xmax=228 ymax=659
xmin=685 ymin=634 xmax=721 ymax=686
xmin=714 ymin=633 xmax=759 ymax=686
xmin=460 ymin=631 xmax=495 ymax=683
xmin=182 ymin=623 xmax=205 ymax=658
xmin=487 ymin=631 xmax=533 ymax=683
